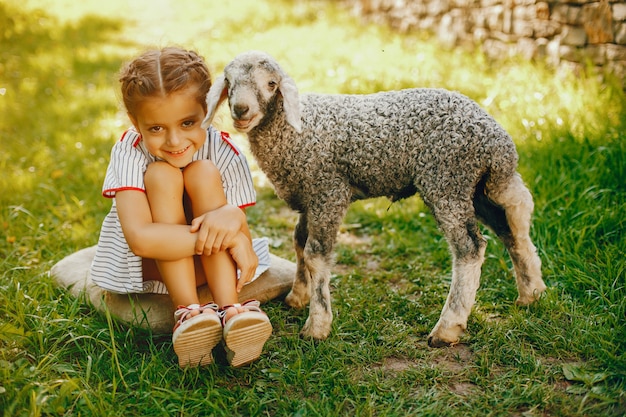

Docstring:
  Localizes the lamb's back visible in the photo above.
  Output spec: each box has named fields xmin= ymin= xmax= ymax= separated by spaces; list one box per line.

xmin=298 ymin=88 xmax=517 ymax=200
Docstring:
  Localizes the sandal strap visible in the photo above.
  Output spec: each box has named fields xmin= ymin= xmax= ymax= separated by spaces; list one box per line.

xmin=220 ymin=299 xmax=261 ymax=312
xmin=219 ymin=299 xmax=264 ymax=326
xmin=173 ymin=302 xmax=219 ymax=331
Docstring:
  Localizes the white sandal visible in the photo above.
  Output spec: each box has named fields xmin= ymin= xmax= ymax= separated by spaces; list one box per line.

xmin=172 ymin=302 xmax=222 ymax=368
xmin=220 ymin=300 xmax=272 ymax=367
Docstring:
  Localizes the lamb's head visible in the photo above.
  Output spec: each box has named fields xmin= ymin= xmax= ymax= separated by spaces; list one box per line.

xmin=202 ymin=51 xmax=302 ymax=133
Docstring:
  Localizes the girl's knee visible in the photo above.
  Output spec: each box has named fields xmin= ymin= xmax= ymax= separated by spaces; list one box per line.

xmin=145 ymin=161 xmax=184 ymax=189
xmin=183 ymin=159 xmax=220 ymax=179
xmin=182 ymin=160 xmax=223 ymax=191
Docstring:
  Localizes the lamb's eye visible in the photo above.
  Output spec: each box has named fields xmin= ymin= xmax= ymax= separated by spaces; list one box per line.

xmin=268 ymin=80 xmax=277 ymax=91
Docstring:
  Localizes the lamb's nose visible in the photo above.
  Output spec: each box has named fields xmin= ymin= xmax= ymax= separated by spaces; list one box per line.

xmin=233 ymin=104 xmax=249 ymax=119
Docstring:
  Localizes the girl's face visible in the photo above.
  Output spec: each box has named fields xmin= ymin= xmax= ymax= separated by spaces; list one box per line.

xmin=129 ymin=87 xmax=207 ymax=169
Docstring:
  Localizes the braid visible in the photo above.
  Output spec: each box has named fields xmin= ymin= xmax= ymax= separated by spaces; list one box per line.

xmin=119 ymin=47 xmax=212 ymax=114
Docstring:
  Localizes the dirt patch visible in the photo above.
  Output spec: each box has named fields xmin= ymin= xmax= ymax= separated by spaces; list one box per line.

xmin=381 ymin=356 xmax=418 ymax=373
xmin=449 ymin=381 xmax=479 ymax=396
xmin=432 ymin=343 xmax=474 ymax=373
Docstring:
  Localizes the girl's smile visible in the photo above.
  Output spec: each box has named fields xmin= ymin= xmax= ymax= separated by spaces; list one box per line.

xmin=168 ymin=145 xmax=191 ymax=155
xmin=129 ymin=86 xmax=207 ymax=168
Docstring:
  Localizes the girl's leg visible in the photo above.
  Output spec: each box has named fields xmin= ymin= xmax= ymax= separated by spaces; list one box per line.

xmin=184 ymin=160 xmax=271 ymax=367
xmin=144 ymin=161 xmax=199 ymax=307
xmin=146 ymin=161 xmax=222 ymax=368
xmin=182 ymin=160 xmax=239 ymax=307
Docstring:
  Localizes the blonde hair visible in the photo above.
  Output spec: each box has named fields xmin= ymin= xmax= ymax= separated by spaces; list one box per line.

xmin=119 ymin=47 xmax=211 ymax=115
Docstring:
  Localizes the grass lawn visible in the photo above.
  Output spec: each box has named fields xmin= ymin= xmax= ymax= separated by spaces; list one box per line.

xmin=1 ymin=0 xmax=625 ymax=415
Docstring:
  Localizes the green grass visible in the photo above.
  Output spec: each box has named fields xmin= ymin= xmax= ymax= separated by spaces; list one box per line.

xmin=1 ymin=0 xmax=625 ymax=415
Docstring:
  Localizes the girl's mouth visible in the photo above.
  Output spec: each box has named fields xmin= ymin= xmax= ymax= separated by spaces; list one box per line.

xmin=168 ymin=146 xmax=190 ymax=156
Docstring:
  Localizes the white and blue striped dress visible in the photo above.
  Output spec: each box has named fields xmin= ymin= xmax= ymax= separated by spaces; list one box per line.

xmin=90 ymin=126 xmax=270 ymax=294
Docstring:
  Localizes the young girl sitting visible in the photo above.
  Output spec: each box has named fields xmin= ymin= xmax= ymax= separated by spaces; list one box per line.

xmin=90 ymin=47 xmax=272 ymax=368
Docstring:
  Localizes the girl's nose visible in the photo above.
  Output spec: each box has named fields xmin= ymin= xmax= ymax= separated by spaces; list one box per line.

xmin=166 ymin=131 xmax=181 ymax=147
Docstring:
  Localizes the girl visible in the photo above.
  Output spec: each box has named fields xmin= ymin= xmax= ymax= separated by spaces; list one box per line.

xmin=91 ymin=47 xmax=272 ymax=368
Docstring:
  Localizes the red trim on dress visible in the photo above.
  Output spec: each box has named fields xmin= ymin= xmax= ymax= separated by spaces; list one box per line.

xmin=239 ymin=202 xmax=256 ymax=209
xmin=220 ymin=131 xmax=239 ymax=155
xmin=119 ymin=128 xmax=142 ymax=147
xmin=102 ymin=186 xmax=146 ymax=198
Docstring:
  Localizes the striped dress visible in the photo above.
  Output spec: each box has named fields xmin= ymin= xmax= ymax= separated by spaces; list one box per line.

xmin=90 ymin=126 xmax=270 ymax=294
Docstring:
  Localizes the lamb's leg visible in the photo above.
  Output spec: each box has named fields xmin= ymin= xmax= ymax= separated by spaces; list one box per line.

xmin=428 ymin=209 xmax=487 ymax=347
xmin=299 ymin=239 xmax=334 ymax=340
xmin=487 ymin=173 xmax=545 ymax=305
xmin=285 ymin=213 xmax=311 ymax=309
xmin=298 ymin=202 xmax=347 ymax=340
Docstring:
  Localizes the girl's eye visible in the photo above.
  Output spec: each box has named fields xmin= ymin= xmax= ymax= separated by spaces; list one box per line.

xmin=149 ymin=126 xmax=163 ymax=133
xmin=182 ymin=120 xmax=194 ymax=127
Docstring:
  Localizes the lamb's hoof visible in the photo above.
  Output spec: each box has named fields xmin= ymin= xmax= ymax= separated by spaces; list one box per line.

xmin=427 ymin=334 xmax=458 ymax=348
xmin=427 ymin=324 xmax=464 ymax=348
xmin=515 ymin=284 xmax=547 ymax=306
xmin=285 ymin=290 xmax=309 ymax=309
xmin=299 ymin=317 xmax=331 ymax=341
xmin=299 ymin=327 xmax=330 ymax=341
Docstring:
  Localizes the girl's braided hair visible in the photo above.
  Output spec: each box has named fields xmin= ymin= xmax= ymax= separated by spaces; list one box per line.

xmin=119 ymin=47 xmax=211 ymax=115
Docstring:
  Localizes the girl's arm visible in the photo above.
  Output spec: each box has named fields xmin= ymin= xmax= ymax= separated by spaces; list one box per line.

xmin=115 ymin=189 xmax=198 ymax=261
xmin=190 ymin=205 xmax=259 ymax=288
xmin=190 ymin=204 xmax=251 ymax=255
xmin=116 ymin=189 xmax=257 ymax=286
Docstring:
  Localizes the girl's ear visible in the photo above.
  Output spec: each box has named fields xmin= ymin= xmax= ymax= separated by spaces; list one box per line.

xmin=202 ymin=74 xmax=228 ymax=129
xmin=278 ymin=74 xmax=302 ymax=133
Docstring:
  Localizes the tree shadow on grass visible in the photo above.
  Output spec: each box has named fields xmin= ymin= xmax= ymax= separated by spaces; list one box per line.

xmin=0 ymin=2 xmax=135 ymax=154
xmin=0 ymin=2 xmax=140 ymax=254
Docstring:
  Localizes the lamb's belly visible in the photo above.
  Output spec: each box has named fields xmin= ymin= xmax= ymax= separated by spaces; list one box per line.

xmin=350 ymin=177 xmax=417 ymax=201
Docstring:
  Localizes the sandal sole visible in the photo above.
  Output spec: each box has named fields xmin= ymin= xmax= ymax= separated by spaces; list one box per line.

xmin=223 ymin=312 xmax=273 ymax=367
xmin=173 ymin=314 xmax=222 ymax=368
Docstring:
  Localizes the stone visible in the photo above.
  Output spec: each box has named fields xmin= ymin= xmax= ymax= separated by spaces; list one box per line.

xmin=536 ymin=2 xmax=550 ymax=20
xmin=613 ymin=3 xmax=626 ymax=22
xmin=615 ymin=23 xmax=626 ymax=45
xmin=561 ymin=25 xmax=587 ymax=46
xmin=516 ymin=37 xmax=538 ymax=60
xmin=547 ymin=38 xmax=562 ymax=66
xmin=559 ymin=44 xmax=582 ymax=62
xmin=513 ymin=4 xmax=536 ymax=21
xmin=50 ymin=246 xmax=296 ymax=334
xmin=582 ymin=0 xmax=614 ymax=44
xmin=437 ymin=13 xmax=458 ymax=47
xmin=585 ymin=44 xmax=607 ymax=65
xmin=552 ymin=4 xmax=583 ymax=25
xmin=607 ymin=44 xmax=626 ymax=61
xmin=513 ymin=19 xmax=534 ymax=37
xmin=485 ymin=5 xmax=505 ymax=32
xmin=534 ymin=20 xmax=560 ymax=38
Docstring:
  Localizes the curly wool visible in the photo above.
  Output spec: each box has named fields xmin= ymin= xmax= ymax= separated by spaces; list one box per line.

xmin=252 ymin=88 xmax=517 ymax=216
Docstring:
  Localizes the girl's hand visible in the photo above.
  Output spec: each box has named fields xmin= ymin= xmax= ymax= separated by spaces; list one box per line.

xmin=228 ymin=233 xmax=259 ymax=292
xmin=190 ymin=205 xmax=245 ymax=255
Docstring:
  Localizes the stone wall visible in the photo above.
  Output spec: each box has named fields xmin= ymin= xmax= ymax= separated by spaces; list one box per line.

xmin=345 ymin=0 xmax=626 ymax=84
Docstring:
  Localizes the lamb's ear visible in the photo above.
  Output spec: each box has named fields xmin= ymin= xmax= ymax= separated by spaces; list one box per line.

xmin=202 ymin=74 xmax=228 ymax=129
xmin=278 ymin=74 xmax=302 ymax=133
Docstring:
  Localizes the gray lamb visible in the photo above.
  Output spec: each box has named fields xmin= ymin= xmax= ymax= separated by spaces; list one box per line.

xmin=202 ymin=51 xmax=546 ymax=347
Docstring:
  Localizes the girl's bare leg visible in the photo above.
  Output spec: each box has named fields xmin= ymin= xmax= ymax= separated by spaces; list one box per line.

xmin=144 ymin=161 xmax=199 ymax=307
xmin=183 ymin=160 xmax=239 ymax=307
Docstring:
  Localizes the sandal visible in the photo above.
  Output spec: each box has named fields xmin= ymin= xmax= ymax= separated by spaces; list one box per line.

xmin=220 ymin=300 xmax=273 ymax=367
xmin=172 ymin=302 xmax=222 ymax=368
